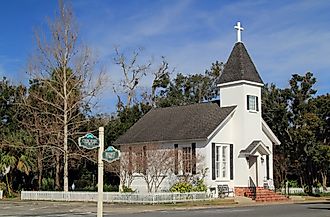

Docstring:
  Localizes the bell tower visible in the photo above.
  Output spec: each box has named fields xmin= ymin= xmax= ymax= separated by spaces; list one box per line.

xmin=218 ymin=22 xmax=264 ymax=144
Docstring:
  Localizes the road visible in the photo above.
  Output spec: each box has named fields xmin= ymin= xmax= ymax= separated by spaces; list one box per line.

xmin=0 ymin=200 xmax=329 ymax=217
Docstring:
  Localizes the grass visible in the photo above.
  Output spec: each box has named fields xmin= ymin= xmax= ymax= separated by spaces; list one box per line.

xmin=302 ymin=196 xmax=330 ymax=201
xmin=162 ymin=199 xmax=236 ymax=207
xmin=102 ymin=198 xmax=236 ymax=208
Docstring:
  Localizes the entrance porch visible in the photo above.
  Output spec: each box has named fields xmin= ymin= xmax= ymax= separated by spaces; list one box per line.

xmin=239 ymin=140 xmax=272 ymax=188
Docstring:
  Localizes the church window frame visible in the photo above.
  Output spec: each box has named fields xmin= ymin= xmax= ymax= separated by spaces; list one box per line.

xmin=182 ymin=147 xmax=192 ymax=175
xmin=247 ymin=95 xmax=259 ymax=112
xmin=215 ymin=144 xmax=230 ymax=180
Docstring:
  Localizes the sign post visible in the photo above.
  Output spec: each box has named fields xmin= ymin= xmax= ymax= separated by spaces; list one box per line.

xmin=78 ymin=128 xmax=121 ymax=217
xmin=97 ymin=127 xmax=104 ymax=217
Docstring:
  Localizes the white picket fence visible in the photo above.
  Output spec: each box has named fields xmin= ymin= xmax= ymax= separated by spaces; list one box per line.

xmin=21 ymin=191 xmax=212 ymax=204
xmin=0 ymin=190 xmax=3 ymax=199
xmin=281 ymin=187 xmax=330 ymax=194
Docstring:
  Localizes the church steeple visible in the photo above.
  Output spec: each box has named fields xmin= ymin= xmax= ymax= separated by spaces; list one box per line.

xmin=218 ymin=22 xmax=263 ymax=135
xmin=218 ymin=42 xmax=263 ymax=85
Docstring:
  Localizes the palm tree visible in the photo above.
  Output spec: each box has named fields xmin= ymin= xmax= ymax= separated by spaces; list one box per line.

xmin=17 ymin=154 xmax=34 ymax=176
xmin=0 ymin=151 xmax=16 ymax=196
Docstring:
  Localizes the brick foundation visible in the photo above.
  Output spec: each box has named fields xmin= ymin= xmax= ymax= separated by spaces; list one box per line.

xmin=234 ymin=187 xmax=251 ymax=196
xmin=234 ymin=187 xmax=289 ymax=202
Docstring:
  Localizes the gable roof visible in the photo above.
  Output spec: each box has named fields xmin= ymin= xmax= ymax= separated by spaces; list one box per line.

xmin=218 ymin=42 xmax=263 ymax=85
xmin=240 ymin=140 xmax=271 ymax=156
xmin=114 ymin=103 xmax=236 ymax=145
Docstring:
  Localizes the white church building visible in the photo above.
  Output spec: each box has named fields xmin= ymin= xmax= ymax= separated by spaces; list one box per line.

xmin=114 ymin=22 xmax=282 ymax=199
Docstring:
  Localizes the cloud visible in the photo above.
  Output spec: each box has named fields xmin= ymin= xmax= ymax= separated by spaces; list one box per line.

xmin=72 ymin=0 xmax=330 ymax=112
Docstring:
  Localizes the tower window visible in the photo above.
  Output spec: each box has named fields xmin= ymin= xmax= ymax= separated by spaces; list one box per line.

xmin=247 ymin=95 xmax=259 ymax=111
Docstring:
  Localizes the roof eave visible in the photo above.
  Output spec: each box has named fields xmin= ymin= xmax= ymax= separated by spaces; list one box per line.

xmin=217 ymin=80 xmax=264 ymax=88
xmin=114 ymin=138 xmax=207 ymax=146
xmin=262 ymin=119 xmax=281 ymax=145
xmin=207 ymin=106 xmax=237 ymax=141
xmin=240 ymin=140 xmax=271 ymax=156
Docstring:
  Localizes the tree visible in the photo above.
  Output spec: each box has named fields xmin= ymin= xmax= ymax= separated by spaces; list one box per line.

xmin=204 ymin=61 xmax=223 ymax=101
xmin=155 ymin=61 xmax=223 ymax=108
xmin=0 ymin=151 xmax=16 ymax=196
xmin=27 ymin=1 xmax=105 ymax=191
xmin=113 ymin=47 xmax=151 ymax=109
xmin=111 ymin=144 xmax=176 ymax=193
xmin=309 ymin=94 xmax=330 ymax=189
xmin=285 ymin=72 xmax=318 ymax=190
xmin=105 ymin=103 xmax=152 ymax=146
xmin=262 ymin=72 xmax=330 ymax=192
xmin=19 ymin=79 xmax=61 ymax=190
xmin=150 ymin=56 xmax=172 ymax=106
xmin=117 ymin=145 xmax=134 ymax=191
xmin=130 ymin=144 xmax=175 ymax=192
xmin=262 ymin=83 xmax=290 ymax=188
xmin=0 ymin=78 xmax=36 ymax=195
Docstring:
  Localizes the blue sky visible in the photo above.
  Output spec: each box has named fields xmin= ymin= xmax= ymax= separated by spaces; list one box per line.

xmin=1 ymin=0 xmax=329 ymax=113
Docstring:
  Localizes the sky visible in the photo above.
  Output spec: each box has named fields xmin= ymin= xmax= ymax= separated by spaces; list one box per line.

xmin=0 ymin=0 xmax=329 ymax=113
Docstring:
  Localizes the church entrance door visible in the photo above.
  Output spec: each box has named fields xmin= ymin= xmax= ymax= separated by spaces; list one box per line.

xmin=248 ymin=155 xmax=258 ymax=187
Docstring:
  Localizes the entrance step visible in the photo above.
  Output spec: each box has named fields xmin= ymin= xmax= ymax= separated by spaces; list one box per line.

xmin=243 ymin=188 xmax=289 ymax=202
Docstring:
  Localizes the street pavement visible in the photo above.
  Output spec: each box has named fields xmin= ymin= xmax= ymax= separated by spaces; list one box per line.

xmin=0 ymin=200 xmax=329 ymax=217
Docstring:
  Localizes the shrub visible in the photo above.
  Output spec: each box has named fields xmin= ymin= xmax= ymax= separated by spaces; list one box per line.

xmin=170 ymin=182 xmax=193 ymax=193
xmin=41 ymin=178 xmax=54 ymax=191
xmin=0 ymin=182 xmax=6 ymax=191
xmin=104 ymin=184 xmax=119 ymax=192
xmin=77 ymin=184 xmax=118 ymax=192
xmin=192 ymin=178 xmax=207 ymax=192
xmin=288 ymin=180 xmax=300 ymax=188
xmin=121 ymin=185 xmax=135 ymax=193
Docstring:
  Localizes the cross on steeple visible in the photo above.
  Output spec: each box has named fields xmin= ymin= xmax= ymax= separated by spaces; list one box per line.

xmin=234 ymin=21 xmax=244 ymax=42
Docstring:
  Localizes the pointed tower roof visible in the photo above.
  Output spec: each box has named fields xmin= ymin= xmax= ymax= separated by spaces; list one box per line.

xmin=218 ymin=42 xmax=263 ymax=85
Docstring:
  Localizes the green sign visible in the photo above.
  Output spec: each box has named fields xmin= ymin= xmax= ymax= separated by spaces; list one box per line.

xmin=78 ymin=133 xmax=99 ymax=149
xmin=103 ymin=146 xmax=121 ymax=163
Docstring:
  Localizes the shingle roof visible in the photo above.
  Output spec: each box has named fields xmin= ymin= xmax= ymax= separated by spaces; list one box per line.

xmin=240 ymin=140 xmax=271 ymax=156
xmin=114 ymin=103 xmax=236 ymax=145
xmin=244 ymin=140 xmax=261 ymax=153
xmin=218 ymin=42 xmax=263 ymax=84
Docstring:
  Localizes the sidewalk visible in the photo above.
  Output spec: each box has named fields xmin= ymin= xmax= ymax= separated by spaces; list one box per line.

xmin=97 ymin=196 xmax=330 ymax=214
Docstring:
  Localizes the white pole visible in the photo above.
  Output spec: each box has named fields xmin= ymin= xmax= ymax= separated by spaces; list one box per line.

xmin=97 ymin=127 xmax=104 ymax=217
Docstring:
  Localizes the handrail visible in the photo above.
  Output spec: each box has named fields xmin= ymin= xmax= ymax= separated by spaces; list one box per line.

xmin=248 ymin=177 xmax=256 ymax=200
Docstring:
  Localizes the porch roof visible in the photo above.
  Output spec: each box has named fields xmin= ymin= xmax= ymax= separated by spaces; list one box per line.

xmin=240 ymin=140 xmax=271 ymax=156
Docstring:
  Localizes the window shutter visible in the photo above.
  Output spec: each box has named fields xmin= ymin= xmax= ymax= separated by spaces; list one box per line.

xmin=174 ymin=144 xmax=178 ymax=175
xmin=128 ymin=146 xmax=132 ymax=175
xmin=266 ymin=155 xmax=270 ymax=180
xmin=230 ymin=144 xmax=234 ymax=180
xmin=256 ymin=96 xmax=259 ymax=111
xmin=247 ymin=95 xmax=250 ymax=110
xmin=212 ymin=143 xmax=216 ymax=180
xmin=143 ymin=146 xmax=147 ymax=175
xmin=192 ymin=143 xmax=196 ymax=175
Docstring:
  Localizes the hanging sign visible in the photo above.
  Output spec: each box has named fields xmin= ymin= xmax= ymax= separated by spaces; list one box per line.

xmin=102 ymin=146 xmax=121 ymax=163
xmin=78 ymin=133 xmax=99 ymax=149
